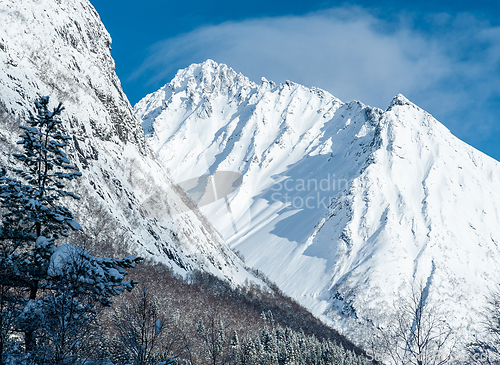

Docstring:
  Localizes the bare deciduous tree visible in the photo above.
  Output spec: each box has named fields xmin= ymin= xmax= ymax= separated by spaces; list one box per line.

xmin=376 ymin=280 xmax=454 ymax=365
xmin=110 ymin=287 xmax=191 ymax=365
xmin=466 ymin=286 xmax=500 ymax=364
xmin=196 ymin=312 xmax=233 ymax=365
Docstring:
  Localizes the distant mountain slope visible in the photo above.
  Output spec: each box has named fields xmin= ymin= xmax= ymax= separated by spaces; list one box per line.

xmin=0 ymin=2 xmax=257 ymax=285
xmin=135 ymin=60 xmax=500 ymax=343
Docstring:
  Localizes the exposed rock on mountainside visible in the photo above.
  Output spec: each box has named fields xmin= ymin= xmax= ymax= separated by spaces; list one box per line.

xmin=0 ymin=2 xmax=255 ymax=284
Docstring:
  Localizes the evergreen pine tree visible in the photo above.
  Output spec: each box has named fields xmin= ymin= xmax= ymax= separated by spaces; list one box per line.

xmin=0 ymin=96 xmax=82 ymax=355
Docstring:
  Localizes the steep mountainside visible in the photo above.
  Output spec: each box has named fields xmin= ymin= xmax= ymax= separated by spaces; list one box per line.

xmin=0 ymin=2 xmax=256 ymax=285
xmin=135 ymin=60 xmax=500 ymax=344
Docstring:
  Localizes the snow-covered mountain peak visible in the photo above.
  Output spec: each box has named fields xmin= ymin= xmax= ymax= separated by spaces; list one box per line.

xmin=171 ymin=59 xmax=255 ymax=97
xmin=136 ymin=62 xmax=500 ymax=347
xmin=135 ymin=60 xmax=264 ymax=137
xmin=386 ymin=93 xmax=414 ymax=110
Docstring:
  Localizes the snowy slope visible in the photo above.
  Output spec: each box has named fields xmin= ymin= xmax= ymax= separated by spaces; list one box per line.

xmin=0 ymin=3 xmax=258 ymax=285
xmin=135 ymin=60 xmax=500 ymax=344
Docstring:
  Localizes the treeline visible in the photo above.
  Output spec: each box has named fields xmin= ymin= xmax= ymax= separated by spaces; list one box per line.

xmin=124 ymin=260 xmax=365 ymax=353
xmin=101 ymin=283 xmax=368 ymax=365
xmin=82 ymin=262 xmax=371 ymax=365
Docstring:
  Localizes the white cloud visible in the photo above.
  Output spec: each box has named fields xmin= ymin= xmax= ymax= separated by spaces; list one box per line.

xmin=132 ymin=7 xmax=500 ymax=158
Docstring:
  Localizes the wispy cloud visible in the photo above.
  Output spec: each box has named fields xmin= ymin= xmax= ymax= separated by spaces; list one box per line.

xmin=131 ymin=7 xmax=500 ymax=159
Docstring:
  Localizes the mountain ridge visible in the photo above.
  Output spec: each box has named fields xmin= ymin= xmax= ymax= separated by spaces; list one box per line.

xmin=135 ymin=59 xmax=500 ymax=346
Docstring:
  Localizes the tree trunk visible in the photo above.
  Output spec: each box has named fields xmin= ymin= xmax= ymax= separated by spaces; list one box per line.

xmin=25 ymin=224 xmax=41 ymax=352
xmin=24 ymin=282 xmax=38 ymax=352
xmin=0 ymin=317 xmax=4 ymax=365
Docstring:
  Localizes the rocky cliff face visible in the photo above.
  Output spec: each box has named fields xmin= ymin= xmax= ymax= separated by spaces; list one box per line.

xmin=0 ymin=1 xmax=256 ymax=285
xmin=136 ymin=60 xmax=500 ymax=345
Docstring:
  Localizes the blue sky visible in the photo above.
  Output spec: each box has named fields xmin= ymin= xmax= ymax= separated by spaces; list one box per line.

xmin=90 ymin=0 xmax=500 ymax=161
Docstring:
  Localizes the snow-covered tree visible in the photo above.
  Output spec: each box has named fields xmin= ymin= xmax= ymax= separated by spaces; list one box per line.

xmin=0 ymin=96 xmax=142 ymax=363
xmin=3 ymin=96 xmax=82 ymax=239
